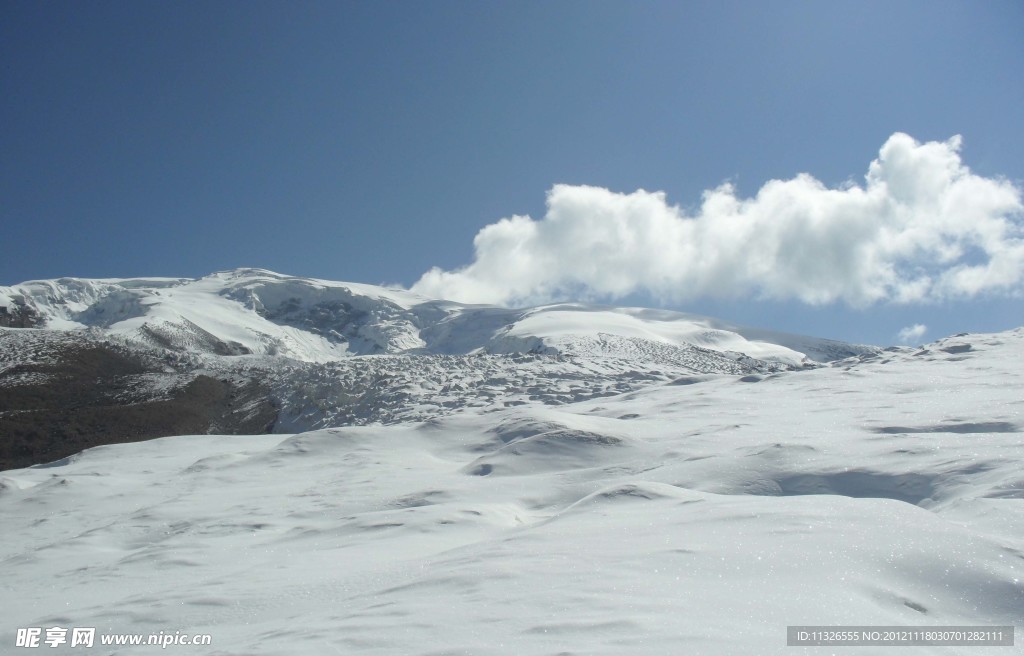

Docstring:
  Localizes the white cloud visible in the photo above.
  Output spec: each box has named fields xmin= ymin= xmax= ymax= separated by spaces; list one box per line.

xmin=897 ymin=324 xmax=928 ymax=344
xmin=412 ymin=133 xmax=1024 ymax=307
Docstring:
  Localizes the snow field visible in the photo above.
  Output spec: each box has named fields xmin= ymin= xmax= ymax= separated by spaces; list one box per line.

xmin=1 ymin=329 xmax=1021 ymax=654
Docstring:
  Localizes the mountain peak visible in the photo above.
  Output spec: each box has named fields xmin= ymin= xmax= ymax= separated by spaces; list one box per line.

xmin=1 ymin=269 xmax=876 ymax=365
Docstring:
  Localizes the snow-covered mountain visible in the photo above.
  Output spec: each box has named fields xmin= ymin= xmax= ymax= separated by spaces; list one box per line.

xmin=2 ymin=268 xmax=873 ymax=364
xmin=2 ymin=269 xmax=1020 ymax=655
xmin=1 ymin=268 xmax=880 ymax=461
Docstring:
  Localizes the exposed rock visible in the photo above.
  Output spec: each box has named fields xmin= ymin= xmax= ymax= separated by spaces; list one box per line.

xmin=0 ymin=296 xmax=43 ymax=328
xmin=0 ymin=331 xmax=276 ymax=470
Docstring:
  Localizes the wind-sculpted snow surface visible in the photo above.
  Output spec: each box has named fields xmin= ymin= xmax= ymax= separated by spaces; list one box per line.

xmin=1 ymin=326 xmax=1022 ymax=655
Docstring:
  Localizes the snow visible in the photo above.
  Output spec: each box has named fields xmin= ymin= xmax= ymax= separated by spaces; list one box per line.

xmin=1 ymin=320 xmax=1021 ymax=655
xmin=1 ymin=268 xmax=877 ymax=365
xmin=505 ymin=305 xmax=814 ymax=365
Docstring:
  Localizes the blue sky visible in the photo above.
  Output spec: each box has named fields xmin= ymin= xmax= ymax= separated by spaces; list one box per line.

xmin=2 ymin=1 xmax=1021 ymax=345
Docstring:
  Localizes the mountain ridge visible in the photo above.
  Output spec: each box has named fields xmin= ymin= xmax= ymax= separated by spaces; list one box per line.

xmin=1 ymin=268 xmax=879 ymax=470
xmin=0 ymin=267 xmax=877 ymax=363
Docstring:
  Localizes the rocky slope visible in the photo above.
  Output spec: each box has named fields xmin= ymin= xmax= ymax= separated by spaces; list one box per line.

xmin=0 ymin=269 xmax=878 ymax=469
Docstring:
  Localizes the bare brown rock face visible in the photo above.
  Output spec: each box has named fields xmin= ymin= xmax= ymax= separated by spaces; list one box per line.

xmin=0 ymin=330 xmax=277 ymax=471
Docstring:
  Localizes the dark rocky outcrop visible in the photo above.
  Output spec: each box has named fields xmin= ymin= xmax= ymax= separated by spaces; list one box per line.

xmin=0 ymin=296 xmax=43 ymax=328
xmin=0 ymin=332 xmax=277 ymax=471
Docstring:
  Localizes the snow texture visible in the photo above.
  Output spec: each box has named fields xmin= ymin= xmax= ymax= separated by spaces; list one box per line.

xmin=0 ymin=269 xmax=1021 ymax=655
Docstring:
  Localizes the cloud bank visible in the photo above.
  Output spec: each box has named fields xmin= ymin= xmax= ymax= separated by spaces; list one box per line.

xmin=413 ymin=133 xmax=1024 ymax=307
